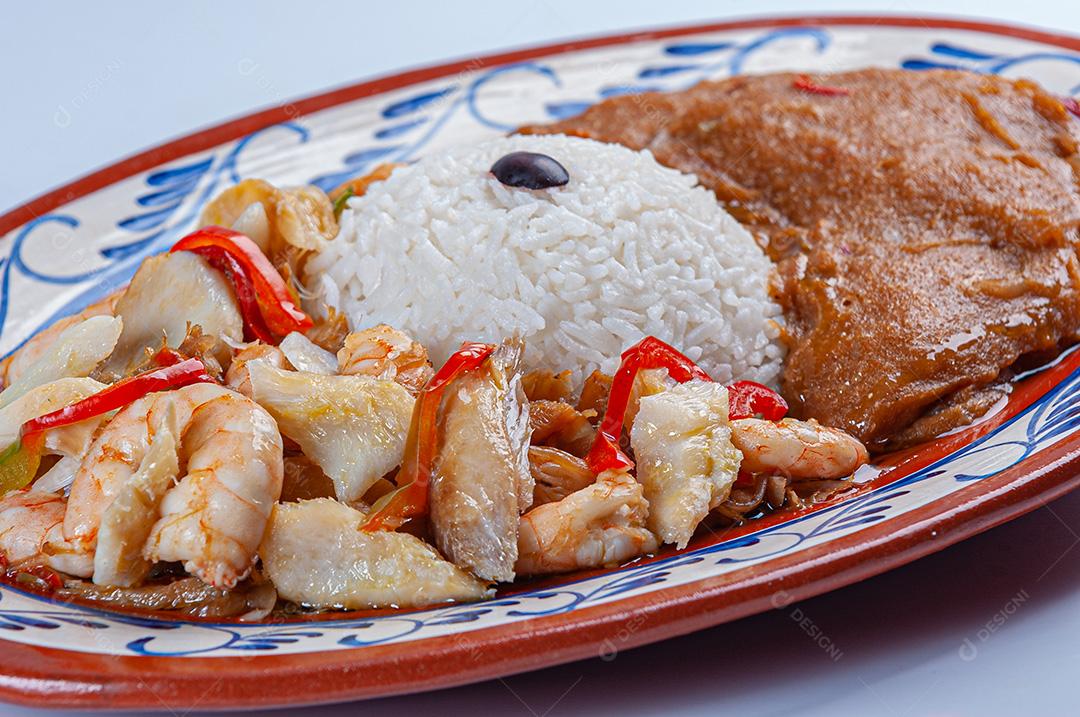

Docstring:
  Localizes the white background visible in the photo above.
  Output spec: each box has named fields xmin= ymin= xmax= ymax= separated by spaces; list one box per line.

xmin=3 ymin=2 xmax=1080 ymax=715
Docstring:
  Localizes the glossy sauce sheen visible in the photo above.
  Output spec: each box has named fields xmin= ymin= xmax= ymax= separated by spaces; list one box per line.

xmin=522 ymin=69 xmax=1080 ymax=449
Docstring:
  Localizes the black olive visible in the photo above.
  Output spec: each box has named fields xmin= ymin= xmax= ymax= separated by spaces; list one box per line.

xmin=490 ymin=152 xmax=569 ymax=190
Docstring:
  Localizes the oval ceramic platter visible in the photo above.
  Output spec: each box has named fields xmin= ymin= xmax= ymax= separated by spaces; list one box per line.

xmin=2 ymin=15 xmax=1080 ymax=711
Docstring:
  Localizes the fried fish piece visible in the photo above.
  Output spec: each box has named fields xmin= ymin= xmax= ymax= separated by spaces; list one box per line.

xmin=429 ymin=340 xmax=532 ymax=582
xmin=630 ymin=380 xmax=741 ymax=548
xmin=247 ymin=364 xmax=414 ymax=506
xmin=260 ymin=499 xmax=491 ymax=609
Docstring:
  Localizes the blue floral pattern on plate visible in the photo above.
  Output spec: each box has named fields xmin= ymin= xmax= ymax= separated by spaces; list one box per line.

xmin=0 ymin=23 xmax=1078 ymax=657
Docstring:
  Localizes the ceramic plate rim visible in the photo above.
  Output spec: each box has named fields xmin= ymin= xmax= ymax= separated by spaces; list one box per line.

xmin=1 ymin=14 xmax=1079 ymax=710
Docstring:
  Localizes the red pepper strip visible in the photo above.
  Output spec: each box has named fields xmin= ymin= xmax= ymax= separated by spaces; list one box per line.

xmin=151 ymin=346 xmax=186 ymax=367
xmin=585 ymin=337 xmax=790 ymax=474
xmin=631 ymin=335 xmax=712 ymax=383
xmin=362 ymin=342 xmax=496 ymax=532
xmin=0 ymin=359 xmax=214 ymax=496
xmin=200 ymin=248 xmax=276 ymax=344
xmin=727 ymin=380 xmax=789 ymax=421
xmin=586 ymin=352 xmax=641 ymax=475
xmin=585 ymin=336 xmax=713 ymax=475
xmin=23 ymin=359 xmax=213 ymax=435
xmin=1065 ymin=97 xmax=1080 ymax=119
xmin=793 ymin=74 xmax=851 ymax=97
xmin=171 ymin=226 xmax=312 ymax=339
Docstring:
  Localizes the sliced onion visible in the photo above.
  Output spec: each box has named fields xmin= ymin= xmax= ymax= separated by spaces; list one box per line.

xmin=791 ymin=479 xmax=855 ymax=504
xmin=33 ymin=455 xmax=80 ymax=494
xmin=59 ymin=576 xmax=278 ymax=620
xmin=765 ymin=475 xmax=788 ymax=509
xmin=230 ymin=202 xmax=272 ymax=253
xmin=724 ymin=474 xmax=768 ymax=513
xmin=0 ymin=317 xmax=121 ymax=409
xmin=278 ymin=332 xmax=337 ymax=375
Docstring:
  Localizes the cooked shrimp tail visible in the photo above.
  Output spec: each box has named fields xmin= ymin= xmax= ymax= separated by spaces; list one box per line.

xmin=731 ymin=417 xmax=869 ymax=479
xmin=144 ymin=392 xmax=283 ymax=589
xmin=93 ymin=403 xmax=180 ymax=587
xmin=64 ymin=383 xmax=283 ymax=589
xmin=516 ymin=470 xmax=658 ymax=576
xmin=337 ymin=324 xmax=434 ymax=394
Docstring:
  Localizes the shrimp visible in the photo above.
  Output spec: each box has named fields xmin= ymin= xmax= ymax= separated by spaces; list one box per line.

xmin=0 ymin=490 xmax=91 ymax=576
xmin=731 ymin=417 xmax=869 ymax=479
xmin=337 ymin=324 xmax=434 ymax=394
xmin=225 ymin=343 xmax=287 ymax=398
xmin=0 ymin=292 xmax=120 ymax=389
xmin=0 ymin=490 xmax=67 ymax=566
xmin=517 ymin=470 xmax=657 ymax=576
xmin=92 ymin=404 xmax=180 ymax=587
xmin=41 ymin=525 xmax=94 ymax=576
xmin=529 ymin=446 xmax=595 ymax=506
xmin=64 ymin=383 xmax=283 ymax=588
xmin=144 ymin=391 xmax=284 ymax=589
xmin=63 ymin=383 xmax=229 ymax=552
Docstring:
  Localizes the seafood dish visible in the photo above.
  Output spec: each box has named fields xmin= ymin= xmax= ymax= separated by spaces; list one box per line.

xmin=0 ymin=66 xmax=1076 ymax=619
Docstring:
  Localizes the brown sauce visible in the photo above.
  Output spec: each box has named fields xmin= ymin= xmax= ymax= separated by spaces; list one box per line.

xmin=522 ymin=69 xmax=1080 ymax=449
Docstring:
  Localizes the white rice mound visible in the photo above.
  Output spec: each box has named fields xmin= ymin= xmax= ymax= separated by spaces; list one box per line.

xmin=305 ymin=134 xmax=785 ymax=385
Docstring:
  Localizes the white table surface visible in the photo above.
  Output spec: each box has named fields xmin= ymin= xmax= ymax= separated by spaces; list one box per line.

xmin=3 ymin=1 xmax=1080 ymax=715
